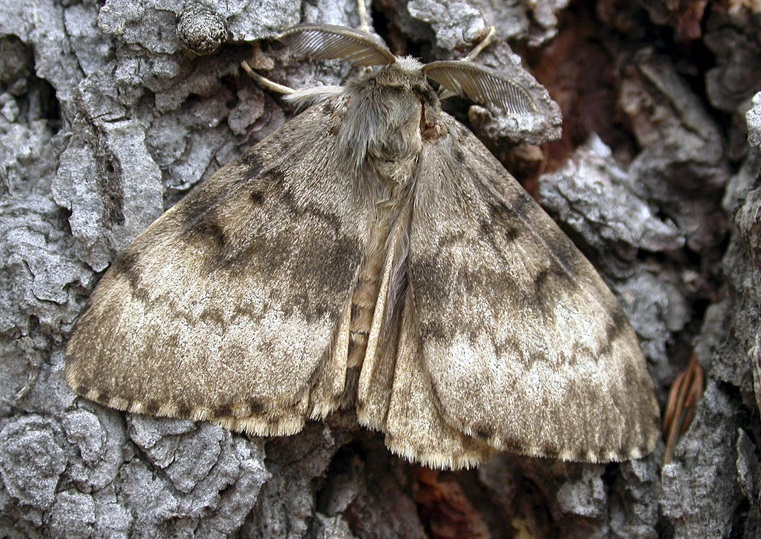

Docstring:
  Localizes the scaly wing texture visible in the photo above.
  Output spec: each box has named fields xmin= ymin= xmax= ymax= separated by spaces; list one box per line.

xmin=403 ymin=116 xmax=660 ymax=464
xmin=66 ymin=100 xmax=374 ymax=436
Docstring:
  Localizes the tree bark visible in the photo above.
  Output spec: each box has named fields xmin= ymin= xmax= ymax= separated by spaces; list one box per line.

xmin=0 ymin=0 xmax=759 ymax=537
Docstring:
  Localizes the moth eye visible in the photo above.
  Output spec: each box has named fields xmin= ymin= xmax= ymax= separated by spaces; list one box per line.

xmin=421 ymin=122 xmax=445 ymax=141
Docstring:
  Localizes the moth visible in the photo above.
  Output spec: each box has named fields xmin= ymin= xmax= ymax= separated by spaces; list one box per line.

xmin=66 ymin=24 xmax=660 ymax=469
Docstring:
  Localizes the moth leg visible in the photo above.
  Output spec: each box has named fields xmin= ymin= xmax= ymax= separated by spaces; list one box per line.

xmin=463 ymin=26 xmax=496 ymax=62
xmin=240 ymin=60 xmax=295 ymax=95
xmin=356 ymin=0 xmax=370 ymax=34
xmin=435 ymin=26 xmax=497 ymax=101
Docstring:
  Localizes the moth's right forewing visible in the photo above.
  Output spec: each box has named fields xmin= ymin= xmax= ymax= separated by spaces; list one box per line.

xmin=66 ymin=98 xmax=374 ymax=435
xmin=407 ymin=117 xmax=660 ymax=463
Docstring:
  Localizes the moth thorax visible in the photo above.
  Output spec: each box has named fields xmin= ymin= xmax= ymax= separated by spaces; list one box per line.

xmin=339 ymin=79 xmax=427 ymax=187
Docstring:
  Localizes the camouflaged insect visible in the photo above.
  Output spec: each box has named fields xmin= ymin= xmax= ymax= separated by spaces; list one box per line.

xmin=66 ymin=24 xmax=660 ymax=469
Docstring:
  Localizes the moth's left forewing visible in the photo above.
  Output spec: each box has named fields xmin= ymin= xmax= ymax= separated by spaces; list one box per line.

xmin=408 ymin=116 xmax=660 ymax=463
xmin=65 ymin=99 xmax=373 ymax=435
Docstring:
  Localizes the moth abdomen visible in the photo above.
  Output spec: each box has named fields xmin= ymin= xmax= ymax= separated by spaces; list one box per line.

xmin=346 ymin=206 xmax=398 ymax=370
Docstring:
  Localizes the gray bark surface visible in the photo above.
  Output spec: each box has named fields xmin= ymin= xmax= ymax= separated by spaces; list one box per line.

xmin=0 ymin=0 xmax=759 ymax=537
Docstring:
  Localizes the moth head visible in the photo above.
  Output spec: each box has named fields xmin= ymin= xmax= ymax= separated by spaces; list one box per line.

xmin=279 ymin=25 xmax=442 ymax=123
xmin=366 ymin=57 xmax=442 ymax=128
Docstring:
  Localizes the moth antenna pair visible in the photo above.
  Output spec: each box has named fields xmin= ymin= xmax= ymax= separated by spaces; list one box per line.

xmin=242 ymin=24 xmax=537 ymax=116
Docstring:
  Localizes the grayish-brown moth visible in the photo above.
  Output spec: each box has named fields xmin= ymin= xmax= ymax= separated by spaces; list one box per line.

xmin=65 ymin=23 xmax=660 ymax=469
